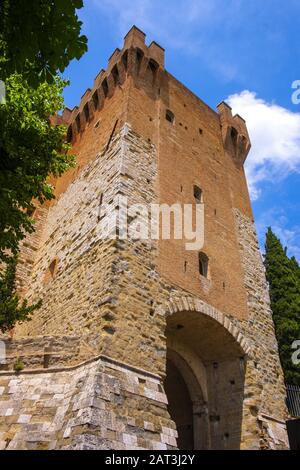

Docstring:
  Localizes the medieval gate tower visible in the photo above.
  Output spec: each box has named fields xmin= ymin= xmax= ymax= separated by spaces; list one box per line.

xmin=0 ymin=27 xmax=288 ymax=450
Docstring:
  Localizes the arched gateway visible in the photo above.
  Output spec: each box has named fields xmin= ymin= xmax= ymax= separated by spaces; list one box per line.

xmin=162 ymin=297 xmax=250 ymax=450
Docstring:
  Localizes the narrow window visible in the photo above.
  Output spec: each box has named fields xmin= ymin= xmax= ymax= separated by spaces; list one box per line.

xmin=83 ymin=103 xmax=90 ymax=123
xmin=166 ymin=109 xmax=174 ymax=124
xmin=198 ymin=252 xmax=209 ymax=278
xmin=102 ymin=78 xmax=109 ymax=97
xmin=111 ymin=65 xmax=120 ymax=85
xmin=136 ymin=48 xmax=144 ymax=73
xmin=67 ymin=125 xmax=73 ymax=143
xmin=231 ymin=127 xmax=238 ymax=147
xmin=92 ymin=90 xmax=99 ymax=109
xmin=194 ymin=185 xmax=203 ymax=203
xmin=75 ymin=113 xmax=81 ymax=133
xmin=122 ymin=50 xmax=128 ymax=70
xmin=148 ymin=59 xmax=158 ymax=74
xmin=148 ymin=59 xmax=159 ymax=83
xmin=44 ymin=258 xmax=59 ymax=284
xmin=49 ymin=259 xmax=58 ymax=279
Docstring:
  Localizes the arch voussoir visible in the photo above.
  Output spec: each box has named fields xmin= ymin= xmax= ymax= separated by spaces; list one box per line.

xmin=161 ymin=296 xmax=252 ymax=357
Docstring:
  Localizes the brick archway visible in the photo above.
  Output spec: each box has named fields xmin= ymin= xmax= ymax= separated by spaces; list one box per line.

xmin=161 ymin=296 xmax=252 ymax=449
xmin=158 ymin=296 xmax=251 ymax=357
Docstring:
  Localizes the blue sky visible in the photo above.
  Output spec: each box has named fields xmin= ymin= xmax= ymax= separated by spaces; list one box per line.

xmin=63 ymin=0 xmax=300 ymax=260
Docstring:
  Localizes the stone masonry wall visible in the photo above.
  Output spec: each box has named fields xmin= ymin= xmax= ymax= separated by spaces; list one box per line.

xmin=0 ymin=356 xmax=176 ymax=450
xmin=13 ymin=124 xmax=169 ymax=377
xmin=14 ymin=126 xmax=138 ymax=341
xmin=0 ymin=335 xmax=81 ymax=371
xmin=232 ymin=208 xmax=288 ymax=449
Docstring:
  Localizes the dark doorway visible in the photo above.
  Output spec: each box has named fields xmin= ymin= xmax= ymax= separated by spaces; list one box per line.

xmin=164 ymin=358 xmax=194 ymax=449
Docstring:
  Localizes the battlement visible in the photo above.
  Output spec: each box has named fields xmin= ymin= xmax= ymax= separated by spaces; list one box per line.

xmin=64 ymin=26 xmax=165 ymax=143
xmin=61 ymin=26 xmax=250 ymax=172
xmin=217 ymin=101 xmax=251 ymax=166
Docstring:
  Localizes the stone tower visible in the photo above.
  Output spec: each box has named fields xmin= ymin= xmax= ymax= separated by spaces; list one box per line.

xmin=0 ymin=26 xmax=288 ymax=450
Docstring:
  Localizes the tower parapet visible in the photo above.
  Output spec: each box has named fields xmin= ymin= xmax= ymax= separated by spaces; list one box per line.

xmin=63 ymin=26 xmax=165 ymax=143
xmin=217 ymin=100 xmax=251 ymax=167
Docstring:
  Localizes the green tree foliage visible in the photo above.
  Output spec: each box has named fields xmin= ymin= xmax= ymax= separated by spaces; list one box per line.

xmin=0 ymin=1 xmax=87 ymax=331
xmin=0 ymin=0 xmax=87 ymax=87
xmin=0 ymin=1 xmax=87 ymax=261
xmin=0 ymin=256 xmax=41 ymax=333
xmin=265 ymin=227 xmax=300 ymax=385
xmin=0 ymin=73 xmax=75 ymax=262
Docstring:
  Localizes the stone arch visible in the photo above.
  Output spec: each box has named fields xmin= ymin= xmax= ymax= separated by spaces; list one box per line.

xmin=160 ymin=295 xmax=251 ymax=449
xmin=167 ymin=337 xmax=208 ymax=402
xmin=166 ymin=347 xmax=210 ymax=449
xmin=158 ymin=296 xmax=251 ymax=357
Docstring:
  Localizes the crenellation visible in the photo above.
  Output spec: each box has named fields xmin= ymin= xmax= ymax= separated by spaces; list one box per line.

xmin=61 ymin=107 xmax=72 ymax=124
xmin=107 ymin=48 xmax=121 ymax=72
xmin=148 ymin=41 xmax=165 ymax=67
xmin=62 ymin=27 xmax=166 ymax=141
xmin=124 ymin=25 xmax=146 ymax=50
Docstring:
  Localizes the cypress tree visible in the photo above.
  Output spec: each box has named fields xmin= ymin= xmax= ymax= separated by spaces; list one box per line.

xmin=264 ymin=227 xmax=300 ymax=385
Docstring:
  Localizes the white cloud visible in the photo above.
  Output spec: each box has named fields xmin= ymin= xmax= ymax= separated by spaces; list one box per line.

xmin=227 ymin=90 xmax=300 ymax=199
xmin=255 ymin=208 xmax=300 ymax=261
